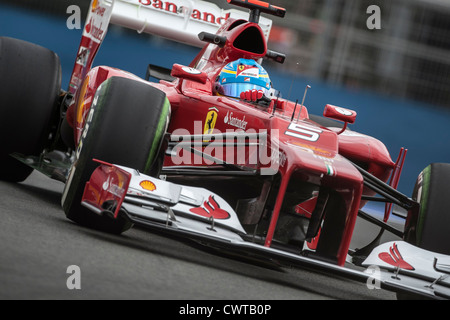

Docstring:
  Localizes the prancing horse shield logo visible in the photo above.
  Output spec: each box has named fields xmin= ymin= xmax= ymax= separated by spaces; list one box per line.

xmin=204 ymin=107 xmax=219 ymax=136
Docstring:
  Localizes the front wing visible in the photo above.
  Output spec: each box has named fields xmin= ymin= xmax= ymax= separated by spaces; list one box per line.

xmin=80 ymin=160 xmax=450 ymax=299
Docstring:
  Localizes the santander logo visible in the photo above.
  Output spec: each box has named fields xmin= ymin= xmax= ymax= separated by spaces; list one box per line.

xmin=224 ymin=111 xmax=248 ymax=130
xmin=138 ymin=0 xmax=231 ymax=25
xmin=85 ymin=18 xmax=105 ymax=42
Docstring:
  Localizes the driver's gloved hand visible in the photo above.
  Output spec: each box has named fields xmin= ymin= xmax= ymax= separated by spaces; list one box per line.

xmin=240 ymin=89 xmax=264 ymax=101
xmin=240 ymin=90 xmax=272 ymax=106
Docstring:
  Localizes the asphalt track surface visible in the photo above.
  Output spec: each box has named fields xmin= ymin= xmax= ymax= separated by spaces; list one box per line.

xmin=0 ymin=170 xmax=398 ymax=301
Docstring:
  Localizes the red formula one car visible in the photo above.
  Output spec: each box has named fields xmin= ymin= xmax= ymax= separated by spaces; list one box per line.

xmin=2 ymin=0 xmax=450 ymax=299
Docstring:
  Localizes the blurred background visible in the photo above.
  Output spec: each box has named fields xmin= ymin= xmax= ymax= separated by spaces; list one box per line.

xmin=1 ymin=0 xmax=450 ymax=195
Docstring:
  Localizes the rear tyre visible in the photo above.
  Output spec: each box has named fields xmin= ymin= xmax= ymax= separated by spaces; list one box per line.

xmin=62 ymin=77 xmax=170 ymax=234
xmin=0 ymin=37 xmax=61 ymax=182
xmin=404 ymin=163 xmax=450 ymax=254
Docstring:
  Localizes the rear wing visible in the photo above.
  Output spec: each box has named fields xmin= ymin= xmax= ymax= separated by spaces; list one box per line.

xmin=68 ymin=0 xmax=273 ymax=94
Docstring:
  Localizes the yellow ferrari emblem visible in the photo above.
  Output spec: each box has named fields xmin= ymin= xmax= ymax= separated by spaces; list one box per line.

xmin=204 ymin=107 xmax=218 ymax=135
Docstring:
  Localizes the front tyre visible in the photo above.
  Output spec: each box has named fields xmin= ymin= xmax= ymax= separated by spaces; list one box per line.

xmin=0 ymin=37 xmax=61 ymax=182
xmin=405 ymin=163 xmax=450 ymax=255
xmin=62 ymin=77 xmax=170 ymax=234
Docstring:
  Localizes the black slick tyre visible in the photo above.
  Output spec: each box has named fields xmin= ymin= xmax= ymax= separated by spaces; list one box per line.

xmin=0 ymin=37 xmax=61 ymax=182
xmin=61 ymin=77 xmax=170 ymax=234
xmin=405 ymin=163 xmax=450 ymax=255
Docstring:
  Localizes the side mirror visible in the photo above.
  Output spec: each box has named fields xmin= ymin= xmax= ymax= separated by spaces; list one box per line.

xmin=323 ymin=104 xmax=357 ymax=134
xmin=171 ymin=64 xmax=208 ymax=84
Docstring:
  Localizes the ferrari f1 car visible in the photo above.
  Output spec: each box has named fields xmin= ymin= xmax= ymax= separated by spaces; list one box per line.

xmin=2 ymin=0 xmax=450 ymax=299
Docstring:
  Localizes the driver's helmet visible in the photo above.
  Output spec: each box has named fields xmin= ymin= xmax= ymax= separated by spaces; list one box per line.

xmin=215 ymin=58 xmax=271 ymax=98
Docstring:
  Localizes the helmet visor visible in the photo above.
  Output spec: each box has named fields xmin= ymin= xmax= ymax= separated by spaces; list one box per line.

xmin=220 ymin=83 xmax=269 ymax=99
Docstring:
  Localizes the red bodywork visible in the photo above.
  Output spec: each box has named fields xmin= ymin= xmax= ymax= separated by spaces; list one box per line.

xmin=66 ymin=14 xmax=396 ymax=266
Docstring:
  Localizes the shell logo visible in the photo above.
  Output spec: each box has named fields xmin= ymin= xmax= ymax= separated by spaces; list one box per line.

xmin=139 ymin=180 xmax=156 ymax=192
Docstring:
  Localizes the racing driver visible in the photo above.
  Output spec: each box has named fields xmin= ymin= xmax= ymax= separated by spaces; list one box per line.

xmin=214 ymin=58 xmax=279 ymax=106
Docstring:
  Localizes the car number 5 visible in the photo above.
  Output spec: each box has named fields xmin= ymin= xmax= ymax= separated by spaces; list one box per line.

xmin=285 ymin=123 xmax=322 ymax=142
